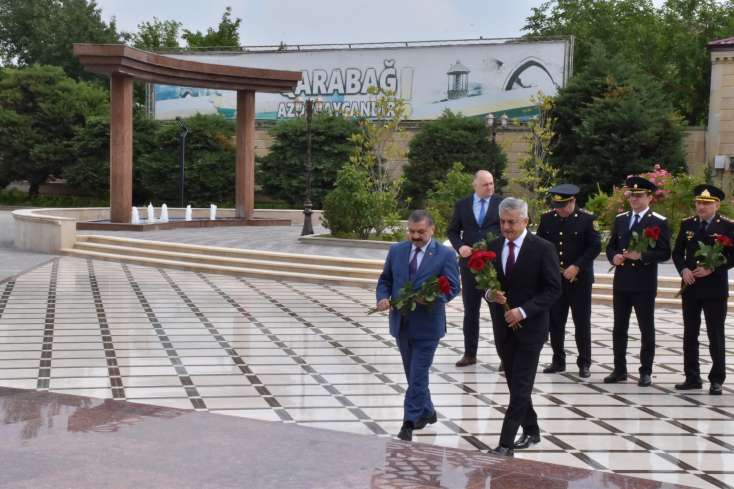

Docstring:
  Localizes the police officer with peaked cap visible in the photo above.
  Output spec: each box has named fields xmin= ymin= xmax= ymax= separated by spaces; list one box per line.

xmin=672 ymin=184 xmax=734 ymax=395
xmin=537 ymin=184 xmax=601 ymax=378
xmin=605 ymin=176 xmax=671 ymax=387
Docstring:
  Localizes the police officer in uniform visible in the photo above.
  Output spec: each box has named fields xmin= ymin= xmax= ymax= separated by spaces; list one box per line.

xmin=672 ymin=184 xmax=734 ymax=395
xmin=537 ymin=184 xmax=601 ymax=378
xmin=605 ymin=176 xmax=671 ymax=387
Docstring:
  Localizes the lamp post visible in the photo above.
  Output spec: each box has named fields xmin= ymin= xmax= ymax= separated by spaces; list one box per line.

xmin=301 ymin=100 xmax=314 ymax=235
xmin=485 ymin=112 xmax=496 ymax=143
xmin=176 ymin=117 xmax=189 ymax=209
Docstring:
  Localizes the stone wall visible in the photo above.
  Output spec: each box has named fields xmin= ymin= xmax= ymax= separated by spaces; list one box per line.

xmin=254 ymin=122 xmax=707 ymax=192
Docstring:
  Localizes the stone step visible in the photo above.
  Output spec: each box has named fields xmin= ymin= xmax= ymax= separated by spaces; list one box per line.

xmin=73 ymin=241 xmax=382 ymax=280
xmin=78 ymin=234 xmax=385 ymax=270
xmin=62 ymin=248 xmax=375 ymax=288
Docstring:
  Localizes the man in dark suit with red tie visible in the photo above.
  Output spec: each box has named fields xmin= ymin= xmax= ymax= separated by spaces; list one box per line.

xmin=484 ymin=197 xmax=561 ymax=456
xmin=448 ymin=170 xmax=504 ymax=367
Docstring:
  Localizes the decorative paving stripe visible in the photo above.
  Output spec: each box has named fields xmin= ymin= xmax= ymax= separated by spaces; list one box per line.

xmin=196 ymin=273 xmax=293 ymax=422
xmin=121 ymin=264 xmax=206 ymax=410
xmin=87 ymin=259 xmax=125 ymax=400
xmin=159 ymin=270 xmax=256 ymax=376
xmin=233 ymin=277 xmax=387 ymax=433
xmin=36 ymin=260 xmax=58 ymax=390
xmin=0 ymin=279 xmax=16 ymax=318
xmin=287 ymin=282 xmax=492 ymax=449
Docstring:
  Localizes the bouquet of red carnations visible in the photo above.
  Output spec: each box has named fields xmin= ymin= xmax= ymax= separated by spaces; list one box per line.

xmin=370 ymin=275 xmax=451 ymax=315
xmin=468 ymin=240 xmax=520 ymax=330
xmin=609 ymin=225 xmax=661 ymax=272
xmin=676 ymin=233 xmax=734 ymax=297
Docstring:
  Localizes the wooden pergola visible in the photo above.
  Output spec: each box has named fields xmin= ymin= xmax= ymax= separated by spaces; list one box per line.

xmin=73 ymin=44 xmax=301 ymax=223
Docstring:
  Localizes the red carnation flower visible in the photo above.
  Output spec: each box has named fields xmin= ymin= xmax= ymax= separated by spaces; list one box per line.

xmin=715 ymin=234 xmax=733 ymax=247
xmin=644 ymin=226 xmax=661 ymax=241
xmin=437 ymin=275 xmax=451 ymax=295
xmin=468 ymin=255 xmax=485 ymax=271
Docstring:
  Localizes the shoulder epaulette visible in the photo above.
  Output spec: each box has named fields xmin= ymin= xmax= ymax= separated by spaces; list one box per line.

xmin=616 ymin=211 xmax=628 ymax=218
xmin=719 ymin=215 xmax=734 ymax=223
xmin=652 ymin=211 xmax=667 ymax=220
xmin=579 ymin=208 xmax=595 ymax=216
xmin=542 ymin=210 xmax=554 ymax=216
xmin=682 ymin=215 xmax=696 ymax=222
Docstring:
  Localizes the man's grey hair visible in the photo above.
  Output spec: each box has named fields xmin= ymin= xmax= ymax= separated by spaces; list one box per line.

xmin=499 ymin=197 xmax=528 ymax=219
xmin=408 ymin=209 xmax=434 ymax=226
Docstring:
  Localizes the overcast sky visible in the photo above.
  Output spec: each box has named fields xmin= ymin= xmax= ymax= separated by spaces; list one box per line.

xmin=94 ymin=0 xmax=555 ymax=46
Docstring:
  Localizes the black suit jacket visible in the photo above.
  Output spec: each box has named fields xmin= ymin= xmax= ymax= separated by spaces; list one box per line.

xmin=606 ymin=210 xmax=672 ymax=292
xmin=447 ymin=194 xmax=504 ymax=265
xmin=486 ymin=233 xmax=562 ymax=345
xmin=672 ymin=213 xmax=734 ymax=299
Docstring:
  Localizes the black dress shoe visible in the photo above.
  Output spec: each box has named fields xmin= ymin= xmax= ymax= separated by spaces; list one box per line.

xmin=710 ymin=382 xmax=723 ymax=395
xmin=489 ymin=446 xmax=514 ymax=457
xmin=675 ymin=378 xmax=703 ymax=390
xmin=513 ymin=432 xmax=541 ymax=449
xmin=543 ymin=364 xmax=566 ymax=374
xmin=638 ymin=374 xmax=652 ymax=387
xmin=455 ymin=355 xmax=477 ymax=367
xmin=603 ymin=371 xmax=628 ymax=383
xmin=414 ymin=411 xmax=437 ymax=430
xmin=397 ymin=421 xmax=413 ymax=441
xmin=579 ymin=367 xmax=591 ymax=378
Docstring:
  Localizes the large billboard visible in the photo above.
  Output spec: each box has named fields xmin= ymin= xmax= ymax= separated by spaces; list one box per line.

xmin=152 ymin=38 xmax=572 ymax=121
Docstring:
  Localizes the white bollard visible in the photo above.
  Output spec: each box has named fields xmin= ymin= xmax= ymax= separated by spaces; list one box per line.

xmin=131 ymin=206 xmax=140 ymax=225
xmin=160 ymin=204 xmax=169 ymax=223
xmin=185 ymin=205 xmax=192 ymax=221
xmin=209 ymin=204 xmax=217 ymax=220
xmin=147 ymin=203 xmax=156 ymax=223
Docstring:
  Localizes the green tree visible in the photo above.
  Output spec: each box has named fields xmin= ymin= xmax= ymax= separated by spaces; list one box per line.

xmin=550 ymin=45 xmax=686 ymax=201
xmin=257 ymin=114 xmax=359 ymax=208
xmin=523 ymin=0 xmax=734 ymax=125
xmin=517 ymin=94 xmax=559 ymax=224
xmin=0 ymin=0 xmax=120 ymax=81
xmin=425 ymin=163 xmax=473 ymax=238
xmin=132 ymin=114 xmax=236 ymax=206
xmin=183 ymin=7 xmax=241 ymax=49
xmin=130 ymin=18 xmax=182 ymax=50
xmin=0 ymin=65 xmax=108 ymax=196
xmin=404 ymin=110 xmax=507 ymax=208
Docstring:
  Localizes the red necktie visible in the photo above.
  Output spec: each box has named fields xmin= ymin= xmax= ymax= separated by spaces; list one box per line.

xmin=506 ymin=241 xmax=515 ymax=275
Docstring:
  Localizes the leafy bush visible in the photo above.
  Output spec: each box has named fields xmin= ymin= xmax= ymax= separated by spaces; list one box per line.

xmin=256 ymin=114 xmax=359 ymax=208
xmin=425 ymin=162 xmax=473 ymax=238
xmin=0 ymin=189 xmax=106 ymax=207
xmin=585 ymin=165 xmax=734 ymax=243
xmin=404 ymin=110 xmax=507 ymax=207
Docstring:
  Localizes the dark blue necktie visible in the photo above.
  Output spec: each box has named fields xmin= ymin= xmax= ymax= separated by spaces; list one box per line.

xmin=409 ymin=247 xmax=422 ymax=280
xmin=630 ymin=213 xmax=640 ymax=230
xmin=477 ymin=199 xmax=487 ymax=224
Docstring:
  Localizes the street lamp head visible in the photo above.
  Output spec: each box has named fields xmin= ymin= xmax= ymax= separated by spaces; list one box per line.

xmin=485 ymin=113 xmax=495 ymax=128
xmin=500 ymin=113 xmax=509 ymax=128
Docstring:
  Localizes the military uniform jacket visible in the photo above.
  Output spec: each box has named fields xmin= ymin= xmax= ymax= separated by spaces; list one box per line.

xmin=605 ymin=210 xmax=672 ymax=292
xmin=537 ymin=208 xmax=601 ymax=285
xmin=672 ymin=213 xmax=734 ymax=299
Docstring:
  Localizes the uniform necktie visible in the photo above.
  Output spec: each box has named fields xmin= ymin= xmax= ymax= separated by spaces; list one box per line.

xmin=630 ymin=213 xmax=640 ymax=230
xmin=477 ymin=198 xmax=487 ymax=224
xmin=409 ymin=247 xmax=422 ymax=280
xmin=699 ymin=220 xmax=708 ymax=236
xmin=506 ymin=241 xmax=515 ymax=275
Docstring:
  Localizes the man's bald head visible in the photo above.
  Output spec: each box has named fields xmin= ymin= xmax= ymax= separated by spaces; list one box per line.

xmin=473 ymin=170 xmax=495 ymax=198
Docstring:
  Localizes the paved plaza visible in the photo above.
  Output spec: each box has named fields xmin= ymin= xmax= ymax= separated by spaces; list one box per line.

xmin=0 ymin=248 xmax=732 ymax=489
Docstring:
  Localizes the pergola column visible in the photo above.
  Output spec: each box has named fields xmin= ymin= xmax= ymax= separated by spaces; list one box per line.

xmin=109 ymin=74 xmax=133 ymax=223
xmin=235 ymin=90 xmax=256 ymax=219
